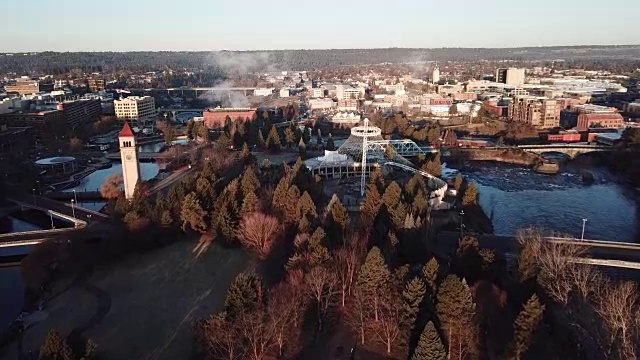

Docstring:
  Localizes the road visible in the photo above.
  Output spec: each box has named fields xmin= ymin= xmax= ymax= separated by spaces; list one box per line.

xmin=150 ymin=167 xmax=194 ymax=194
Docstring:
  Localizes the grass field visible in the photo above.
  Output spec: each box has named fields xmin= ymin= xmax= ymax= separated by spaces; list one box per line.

xmin=8 ymin=240 xmax=251 ymax=360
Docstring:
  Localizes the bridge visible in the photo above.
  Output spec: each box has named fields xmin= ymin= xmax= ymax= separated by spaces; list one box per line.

xmin=106 ymin=152 xmax=172 ymax=161
xmin=367 ymin=140 xmax=427 ymax=157
xmin=134 ymin=87 xmax=257 ymax=96
xmin=0 ymin=195 xmax=109 ymax=249
xmin=435 ymin=231 xmax=640 ymax=270
xmin=517 ymin=144 xmax=613 ymax=159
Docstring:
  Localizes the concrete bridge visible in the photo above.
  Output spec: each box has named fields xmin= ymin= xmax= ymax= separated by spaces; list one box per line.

xmin=135 ymin=87 xmax=257 ymax=96
xmin=436 ymin=231 xmax=640 ymax=270
xmin=517 ymin=144 xmax=613 ymax=159
xmin=106 ymin=152 xmax=172 ymax=161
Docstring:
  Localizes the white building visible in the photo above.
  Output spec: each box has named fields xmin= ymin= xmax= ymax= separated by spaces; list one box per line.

xmin=253 ymin=88 xmax=274 ymax=96
xmin=114 ymin=96 xmax=156 ymax=128
xmin=308 ymin=98 xmax=336 ymax=110
xmin=496 ymin=68 xmax=526 ymax=87
xmin=279 ymin=88 xmax=290 ymax=98
xmin=432 ymin=66 xmax=440 ymax=84
xmin=308 ymin=88 xmax=324 ymax=98
xmin=381 ymin=84 xmax=405 ymax=93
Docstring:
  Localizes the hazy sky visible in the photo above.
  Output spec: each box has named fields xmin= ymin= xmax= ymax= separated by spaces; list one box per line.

xmin=3 ymin=0 xmax=639 ymax=51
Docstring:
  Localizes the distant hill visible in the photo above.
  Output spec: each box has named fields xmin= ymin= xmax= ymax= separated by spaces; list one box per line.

xmin=1 ymin=46 xmax=639 ymax=75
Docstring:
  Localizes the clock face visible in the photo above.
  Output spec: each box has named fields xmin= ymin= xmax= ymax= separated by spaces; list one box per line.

xmin=125 ymin=154 xmax=133 ymax=161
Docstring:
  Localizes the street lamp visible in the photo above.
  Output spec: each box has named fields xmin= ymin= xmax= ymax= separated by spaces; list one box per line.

xmin=459 ymin=209 xmax=465 ymax=245
xmin=32 ymin=188 xmax=36 ymax=205
xmin=72 ymin=189 xmax=78 ymax=204
xmin=71 ymin=199 xmax=76 ymax=219
xmin=49 ymin=211 xmax=55 ymax=229
xmin=581 ymin=218 xmax=588 ymax=241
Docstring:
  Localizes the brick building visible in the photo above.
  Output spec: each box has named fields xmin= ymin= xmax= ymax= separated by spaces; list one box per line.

xmin=203 ymin=108 xmax=257 ymax=128
xmin=509 ymin=96 xmax=561 ymax=128
xmin=577 ymin=113 xmax=624 ymax=129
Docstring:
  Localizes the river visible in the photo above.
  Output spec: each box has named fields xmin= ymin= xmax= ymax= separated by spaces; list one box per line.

xmin=448 ymin=162 xmax=638 ymax=242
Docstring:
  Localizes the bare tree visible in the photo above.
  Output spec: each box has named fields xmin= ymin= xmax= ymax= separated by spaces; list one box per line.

xmin=238 ymin=212 xmax=282 ymax=259
xmin=372 ymin=289 xmax=404 ymax=355
xmin=570 ymin=263 xmax=601 ymax=301
xmin=537 ymin=240 xmax=586 ymax=305
xmin=346 ymin=288 xmax=370 ymax=346
xmin=238 ymin=309 xmax=275 ymax=360
xmin=595 ymin=280 xmax=640 ymax=359
xmin=203 ymin=313 xmax=244 ymax=360
xmin=334 ymin=234 xmax=365 ymax=307
xmin=267 ymin=282 xmax=303 ymax=357
xmin=100 ymin=173 xmax=123 ymax=199
xmin=305 ymin=266 xmax=339 ymax=331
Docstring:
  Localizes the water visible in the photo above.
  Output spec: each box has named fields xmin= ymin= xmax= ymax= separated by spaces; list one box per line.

xmin=5 ymin=217 xmax=43 ymax=233
xmin=63 ymin=162 xmax=160 ymax=193
xmin=450 ymin=162 xmax=638 ymax=241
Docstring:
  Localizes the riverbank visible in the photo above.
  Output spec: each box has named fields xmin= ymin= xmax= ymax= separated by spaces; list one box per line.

xmin=446 ymin=147 xmax=562 ymax=174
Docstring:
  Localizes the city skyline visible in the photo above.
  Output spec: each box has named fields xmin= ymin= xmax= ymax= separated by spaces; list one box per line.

xmin=3 ymin=0 xmax=639 ymax=52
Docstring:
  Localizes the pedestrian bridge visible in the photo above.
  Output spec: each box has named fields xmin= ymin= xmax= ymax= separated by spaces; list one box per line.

xmin=517 ymin=144 xmax=612 ymax=159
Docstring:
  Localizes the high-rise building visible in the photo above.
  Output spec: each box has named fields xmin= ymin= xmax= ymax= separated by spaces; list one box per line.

xmin=114 ymin=96 xmax=156 ymax=128
xmin=496 ymin=68 xmax=526 ymax=86
xmin=58 ymin=99 xmax=102 ymax=129
xmin=119 ymin=121 xmax=140 ymax=199
xmin=432 ymin=65 xmax=440 ymax=84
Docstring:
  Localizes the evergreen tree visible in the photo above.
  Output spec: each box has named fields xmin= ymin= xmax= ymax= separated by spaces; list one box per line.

xmin=436 ymin=275 xmax=476 ymax=357
xmin=298 ymin=136 xmax=307 ymax=156
xmin=266 ymin=126 xmax=281 ymax=151
xmin=283 ymin=185 xmax=301 ymax=224
xmin=240 ymin=166 xmax=260 ymax=197
xmin=382 ymin=181 xmax=402 ymax=209
xmin=402 ymin=276 xmax=427 ymax=330
xmin=240 ymin=142 xmax=251 ymax=162
xmin=361 ymin=183 xmax=382 ymax=228
xmin=326 ymin=134 xmax=336 ymax=150
xmin=257 ymin=129 xmax=266 ymax=149
xmin=224 ymin=272 xmax=261 ymax=319
xmin=462 ymin=182 xmax=479 ymax=206
xmin=327 ymin=193 xmax=350 ymax=231
xmin=513 ymin=294 xmax=545 ymax=360
xmin=421 ymin=154 xmax=443 ymax=178
xmin=272 ymin=171 xmax=292 ymax=213
xmin=370 ymin=168 xmax=386 ymax=193
xmin=412 ymin=189 xmax=429 ymax=217
xmin=297 ymin=190 xmax=318 ymax=221
xmin=284 ymin=126 xmax=295 ymax=148
xmin=454 ymin=173 xmax=464 ymax=193
xmin=412 ymin=321 xmax=446 ymax=360
xmin=240 ymin=191 xmax=260 ymax=216
xmin=180 ymin=192 xmax=207 ymax=233
xmin=357 ymin=247 xmax=391 ymax=322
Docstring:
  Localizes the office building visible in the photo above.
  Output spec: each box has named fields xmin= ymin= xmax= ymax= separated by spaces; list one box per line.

xmin=496 ymin=68 xmax=526 ymax=86
xmin=86 ymin=78 xmax=106 ymax=92
xmin=114 ymin=96 xmax=156 ymax=127
xmin=509 ymin=95 xmax=561 ymax=128
xmin=577 ymin=113 xmax=624 ymax=129
xmin=58 ymin=99 xmax=102 ymax=128
xmin=337 ymin=99 xmax=358 ymax=111
xmin=5 ymin=78 xmax=54 ymax=95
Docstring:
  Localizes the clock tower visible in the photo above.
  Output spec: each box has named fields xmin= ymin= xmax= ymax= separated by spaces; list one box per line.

xmin=119 ymin=121 xmax=140 ymax=199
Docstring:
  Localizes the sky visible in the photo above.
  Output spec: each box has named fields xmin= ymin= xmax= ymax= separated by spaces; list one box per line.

xmin=2 ymin=0 xmax=639 ymax=52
